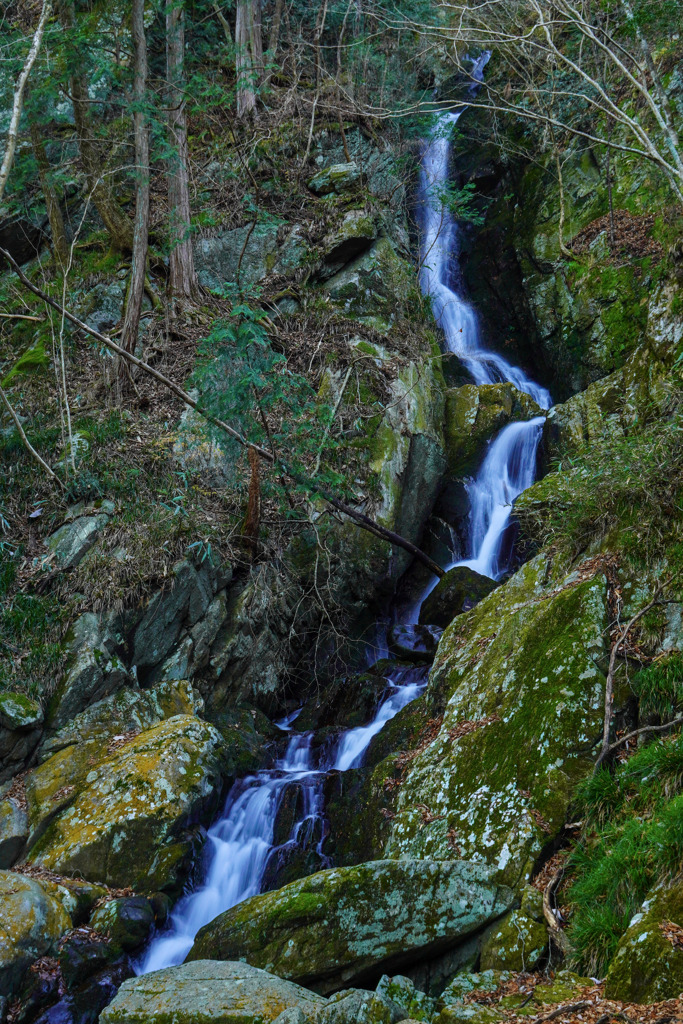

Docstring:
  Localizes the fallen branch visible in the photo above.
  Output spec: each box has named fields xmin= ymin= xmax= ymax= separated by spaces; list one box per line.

xmin=532 ymin=1003 xmax=590 ymax=1023
xmin=0 ymin=246 xmax=445 ymax=579
xmin=598 ymin=714 xmax=683 ymax=765
xmin=0 ymin=383 xmax=65 ymax=489
xmin=542 ymin=862 xmax=571 ymax=955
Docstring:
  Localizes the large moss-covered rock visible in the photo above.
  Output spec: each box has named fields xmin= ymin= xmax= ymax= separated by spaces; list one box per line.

xmin=100 ymin=961 xmax=327 ymax=1024
xmin=444 ymin=384 xmax=542 ymax=477
xmin=383 ymin=553 xmax=608 ymax=885
xmin=0 ymin=870 xmax=71 ymax=996
xmin=308 ymin=162 xmax=361 ymax=196
xmin=0 ymin=795 xmax=27 ymax=867
xmin=419 ymin=567 xmax=498 ymax=628
xmin=479 ymin=910 xmax=547 ymax=972
xmin=604 ymin=879 xmax=683 ymax=1003
xmin=189 ymin=859 xmax=515 ymax=994
xmin=26 ymin=679 xmax=204 ymax=849
xmin=27 ymin=713 xmax=229 ymax=891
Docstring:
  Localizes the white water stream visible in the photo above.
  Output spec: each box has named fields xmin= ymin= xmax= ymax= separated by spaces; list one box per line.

xmin=138 ymin=74 xmax=551 ymax=976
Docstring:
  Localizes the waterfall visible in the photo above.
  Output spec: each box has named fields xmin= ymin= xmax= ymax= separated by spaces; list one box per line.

xmin=137 ymin=93 xmax=551 ymax=977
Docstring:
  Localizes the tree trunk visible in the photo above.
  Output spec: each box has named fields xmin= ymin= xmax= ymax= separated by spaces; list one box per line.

xmin=235 ymin=0 xmax=257 ymax=118
xmin=120 ymin=0 xmax=150 ymax=362
xmin=166 ymin=0 xmax=199 ymax=303
xmin=61 ymin=2 xmax=133 ymax=252
xmin=267 ymin=0 xmax=283 ymax=56
xmin=29 ymin=117 xmax=68 ymax=268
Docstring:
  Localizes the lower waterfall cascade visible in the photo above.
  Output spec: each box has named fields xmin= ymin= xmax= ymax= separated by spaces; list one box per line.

xmin=137 ymin=98 xmax=552 ymax=976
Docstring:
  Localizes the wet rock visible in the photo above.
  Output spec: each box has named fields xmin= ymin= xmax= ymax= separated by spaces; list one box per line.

xmin=33 ymin=960 xmax=133 ymax=1024
xmin=45 ymin=514 xmax=110 ymax=570
xmin=479 ymin=910 xmax=547 ymax=972
xmin=308 ymin=163 xmax=361 ymax=196
xmin=58 ymin=931 xmax=115 ymax=989
xmin=27 ymin=714 xmax=229 ymax=892
xmin=100 ymin=960 xmax=327 ymax=1024
xmin=0 ymin=693 xmax=43 ymax=784
xmin=419 ymin=567 xmax=498 ymax=628
xmin=383 ymin=554 xmax=609 ymax=885
xmin=189 ymin=858 xmax=515 ymax=994
xmin=388 ymin=625 xmax=442 ymax=663
xmin=444 ymin=384 xmax=542 ymax=477
xmin=0 ymin=796 xmax=28 ymax=867
xmin=89 ymin=897 xmax=155 ymax=953
xmin=0 ymin=870 xmax=71 ymax=996
xmin=11 ymin=962 xmax=61 ymax=1024
xmin=604 ymin=879 xmax=683 ymax=1002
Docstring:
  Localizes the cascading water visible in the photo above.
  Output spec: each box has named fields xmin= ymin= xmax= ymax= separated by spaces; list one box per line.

xmin=138 ymin=75 xmax=551 ymax=976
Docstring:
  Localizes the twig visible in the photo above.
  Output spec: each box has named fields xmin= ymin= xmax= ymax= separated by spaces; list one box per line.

xmin=0 ymin=383 xmax=65 ymax=489
xmin=597 ymin=576 xmax=676 ymax=765
xmin=0 ymin=313 xmax=43 ymax=322
xmin=532 ymin=1002 xmax=590 ymax=1023
xmin=598 ymin=715 xmax=683 ymax=764
xmin=543 ymin=862 xmax=571 ymax=955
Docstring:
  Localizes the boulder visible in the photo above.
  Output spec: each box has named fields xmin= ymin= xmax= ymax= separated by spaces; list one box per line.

xmin=132 ymin=560 xmax=213 ymax=670
xmin=45 ymin=513 xmax=110 ymax=569
xmin=0 ymin=693 xmax=43 ymax=784
xmin=317 ymin=989 xmax=394 ymax=1024
xmin=419 ymin=567 xmax=498 ymax=628
xmin=27 ymin=714 xmax=229 ymax=892
xmin=189 ymin=859 xmax=515 ymax=994
xmin=604 ymin=879 xmax=683 ymax=1003
xmin=383 ymin=553 xmax=609 ymax=885
xmin=375 ymin=974 xmax=438 ymax=1022
xmin=323 ymin=237 xmax=415 ymax=322
xmin=0 ymin=869 xmax=71 ymax=996
xmin=479 ymin=910 xmax=547 ymax=972
xmin=90 ymin=896 xmax=155 ymax=952
xmin=194 ymin=223 xmax=280 ymax=293
xmin=27 ymin=679 xmax=203 ymax=850
xmin=47 ymin=612 xmax=131 ymax=732
xmin=388 ymin=625 xmax=442 ymax=663
xmin=318 ymin=210 xmax=377 ymax=279
xmin=100 ymin=960 xmax=327 ymax=1024
xmin=444 ymin=384 xmax=542 ymax=477
xmin=0 ymin=795 xmax=28 ymax=867
xmin=442 ymin=971 xmax=511 ymax=1004
xmin=308 ymin=162 xmax=361 ymax=195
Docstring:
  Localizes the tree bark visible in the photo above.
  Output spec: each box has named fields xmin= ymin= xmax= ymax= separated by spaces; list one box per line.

xmin=61 ymin=2 xmax=133 ymax=252
xmin=120 ymin=0 xmax=150 ymax=361
xmin=29 ymin=117 xmax=68 ymax=268
xmin=235 ymin=0 xmax=258 ymax=118
xmin=267 ymin=0 xmax=283 ymax=56
xmin=166 ymin=0 xmax=199 ymax=303
xmin=0 ymin=0 xmax=52 ymax=205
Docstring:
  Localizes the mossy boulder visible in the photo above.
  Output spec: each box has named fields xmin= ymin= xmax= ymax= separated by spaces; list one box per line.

xmin=0 ymin=692 xmax=43 ymax=784
xmin=90 ymin=896 xmax=155 ymax=953
xmin=45 ymin=512 xmax=110 ymax=569
xmin=375 ymin=974 xmax=438 ymax=1021
xmin=27 ymin=713 xmax=229 ymax=892
xmin=604 ymin=879 xmax=683 ymax=1003
xmin=479 ymin=910 xmax=547 ymax=972
xmin=308 ymin=162 xmax=361 ymax=195
xmin=444 ymin=384 xmax=542 ymax=477
xmin=189 ymin=859 xmax=515 ymax=994
xmin=26 ymin=679 xmax=204 ymax=850
xmin=442 ymin=970 xmax=511 ymax=1003
xmin=0 ymin=869 xmax=71 ymax=996
xmin=100 ymin=960 xmax=327 ymax=1024
xmin=531 ymin=971 xmax=593 ymax=1006
xmin=383 ymin=553 xmax=608 ymax=885
xmin=419 ymin=567 xmax=498 ymax=628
